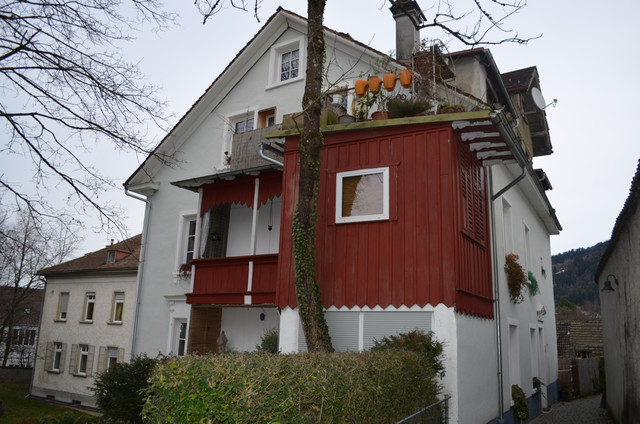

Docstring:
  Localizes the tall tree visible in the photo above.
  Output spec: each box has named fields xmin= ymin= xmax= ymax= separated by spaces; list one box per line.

xmin=0 ymin=209 xmax=78 ymax=366
xmin=0 ymin=0 xmax=174 ymax=234
xmin=194 ymin=0 xmax=535 ymax=352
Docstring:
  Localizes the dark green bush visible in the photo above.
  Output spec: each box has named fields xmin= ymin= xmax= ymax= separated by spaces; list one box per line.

xmin=143 ymin=350 xmax=441 ymax=423
xmin=255 ymin=328 xmax=279 ymax=353
xmin=511 ymin=384 xmax=529 ymax=421
xmin=92 ymin=354 xmax=157 ymax=424
xmin=371 ymin=330 xmax=445 ymax=379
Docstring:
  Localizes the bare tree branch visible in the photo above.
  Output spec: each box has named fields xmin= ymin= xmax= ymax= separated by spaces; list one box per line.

xmin=1 ymin=0 xmax=176 ymax=236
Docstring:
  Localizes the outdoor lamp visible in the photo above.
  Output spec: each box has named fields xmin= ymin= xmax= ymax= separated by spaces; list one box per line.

xmin=601 ymin=274 xmax=619 ymax=292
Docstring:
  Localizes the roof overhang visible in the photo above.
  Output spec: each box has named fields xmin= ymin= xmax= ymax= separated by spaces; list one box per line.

xmin=171 ymin=164 xmax=282 ymax=192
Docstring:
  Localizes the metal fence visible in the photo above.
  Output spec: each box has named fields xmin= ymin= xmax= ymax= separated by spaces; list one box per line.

xmin=396 ymin=395 xmax=451 ymax=424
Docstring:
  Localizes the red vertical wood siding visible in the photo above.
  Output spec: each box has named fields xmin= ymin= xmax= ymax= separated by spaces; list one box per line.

xmin=276 ymin=123 xmax=493 ymax=317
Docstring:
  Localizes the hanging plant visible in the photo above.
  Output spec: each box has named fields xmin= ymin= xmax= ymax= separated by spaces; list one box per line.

xmin=505 ymin=254 xmax=527 ymax=304
xmin=528 ymin=270 xmax=539 ymax=295
xmin=511 ymin=384 xmax=529 ymax=421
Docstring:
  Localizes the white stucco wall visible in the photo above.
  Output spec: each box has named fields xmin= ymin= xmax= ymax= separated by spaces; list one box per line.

xmin=598 ymin=198 xmax=640 ymax=423
xmin=219 ymin=307 xmax=280 ymax=352
xmin=490 ymin=164 xmax=559 ymax=415
xmin=31 ymin=272 xmax=137 ymax=407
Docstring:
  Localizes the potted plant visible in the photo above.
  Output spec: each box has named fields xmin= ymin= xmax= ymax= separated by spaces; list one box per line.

xmin=371 ymin=91 xmax=390 ymax=120
xmin=351 ymin=91 xmax=376 ymax=121
xmin=505 ymin=253 xmax=527 ymax=304
xmin=387 ymin=96 xmax=430 ymax=118
xmin=437 ymin=101 xmax=466 ymax=114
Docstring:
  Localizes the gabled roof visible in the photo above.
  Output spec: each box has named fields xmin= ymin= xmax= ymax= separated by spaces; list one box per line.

xmin=39 ymin=235 xmax=142 ymax=276
xmin=125 ymin=8 xmax=404 ymax=192
xmin=595 ymin=159 xmax=640 ymax=280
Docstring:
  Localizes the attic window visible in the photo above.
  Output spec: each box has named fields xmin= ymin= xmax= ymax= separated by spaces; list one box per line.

xmin=106 ymin=251 xmax=116 ymax=263
xmin=267 ymin=36 xmax=304 ymax=89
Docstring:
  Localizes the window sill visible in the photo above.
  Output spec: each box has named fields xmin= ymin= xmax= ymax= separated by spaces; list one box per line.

xmin=107 ymin=321 xmax=123 ymax=326
xmin=79 ymin=320 xmax=93 ymax=324
xmin=54 ymin=319 xmax=67 ymax=323
xmin=73 ymin=373 xmax=87 ymax=378
xmin=47 ymin=369 xmax=61 ymax=374
xmin=265 ymin=76 xmax=303 ymax=91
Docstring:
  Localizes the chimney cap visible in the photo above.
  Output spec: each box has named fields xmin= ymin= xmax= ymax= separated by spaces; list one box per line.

xmin=390 ymin=0 xmax=426 ymax=26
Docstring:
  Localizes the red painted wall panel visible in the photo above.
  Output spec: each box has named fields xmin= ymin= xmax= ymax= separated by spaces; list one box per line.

xmin=276 ymin=123 xmax=493 ymax=317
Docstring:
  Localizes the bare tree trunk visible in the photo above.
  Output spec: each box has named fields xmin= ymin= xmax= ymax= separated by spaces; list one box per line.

xmin=293 ymin=0 xmax=333 ymax=353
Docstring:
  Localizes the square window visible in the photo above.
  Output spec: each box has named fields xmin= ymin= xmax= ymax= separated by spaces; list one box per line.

xmin=268 ymin=37 xmax=304 ymax=88
xmin=336 ymin=167 xmax=389 ymax=223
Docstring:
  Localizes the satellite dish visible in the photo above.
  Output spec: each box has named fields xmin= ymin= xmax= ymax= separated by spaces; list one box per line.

xmin=531 ymin=87 xmax=546 ymax=110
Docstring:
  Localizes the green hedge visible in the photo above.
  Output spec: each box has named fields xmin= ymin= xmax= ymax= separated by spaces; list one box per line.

xmin=143 ymin=350 xmax=441 ymax=423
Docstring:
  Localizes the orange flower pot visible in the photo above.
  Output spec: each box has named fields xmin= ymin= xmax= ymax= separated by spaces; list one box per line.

xmin=355 ymin=79 xmax=368 ymax=97
xmin=368 ymin=76 xmax=382 ymax=94
xmin=399 ymin=69 xmax=413 ymax=88
xmin=383 ymin=73 xmax=397 ymax=91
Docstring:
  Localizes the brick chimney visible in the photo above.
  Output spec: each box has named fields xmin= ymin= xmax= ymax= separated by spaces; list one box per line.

xmin=390 ymin=0 xmax=426 ymax=62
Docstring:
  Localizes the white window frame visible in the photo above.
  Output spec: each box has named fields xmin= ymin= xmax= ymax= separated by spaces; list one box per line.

xmin=174 ymin=319 xmax=188 ymax=357
xmin=58 ymin=292 xmax=69 ymax=321
xmin=107 ymin=347 xmax=118 ymax=370
xmin=111 ymin=292 xmax=125 ymax=323
xmin=77 ymin=344 xmax=89 ymax=375
xmin=267 ymin=36 xmax=305 ymax=89
xmin=335 ymin=167 xmax=390 ymax=224
xmin=52 ymin=342 xmax=63 ymax=371
xmin=174 ymin=211 xmax=197 ymax=272
xmin=82 ymin=292 xmax=96 ymax=322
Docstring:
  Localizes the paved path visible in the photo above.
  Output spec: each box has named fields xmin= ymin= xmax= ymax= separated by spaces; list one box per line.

xmin=529 ymin=394 xmax=612 ymax=423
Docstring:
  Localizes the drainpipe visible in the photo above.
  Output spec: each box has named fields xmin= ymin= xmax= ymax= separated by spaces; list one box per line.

xmin=259 ymin=142 xmax=284 ymax=168
xmin=488 ymin=168 xmax=506 ymax=422
xmin=125 ymin=189 xmax=151 ymax=358
xmin=487 ymin=110 xmax=530 ymax=422
xmin=28 ymin=280 xmax=47 ymax=400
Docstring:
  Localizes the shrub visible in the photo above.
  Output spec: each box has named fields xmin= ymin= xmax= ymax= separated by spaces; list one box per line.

xmin=255 ymin=328 xmax=279 ymax=354
xmin=371 ymin=330 xmax=445 ymax=379
xmin=511 ymin=384 xmax=529 ymax=421
xmin=143 ymin=350 xmax=441 ymax=423
xmin=92 ymin=354 xmax=157 ymax=424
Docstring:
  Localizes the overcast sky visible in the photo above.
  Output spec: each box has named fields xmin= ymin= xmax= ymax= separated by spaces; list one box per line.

xmin=39 ymin=0 xmax=640 ymax=256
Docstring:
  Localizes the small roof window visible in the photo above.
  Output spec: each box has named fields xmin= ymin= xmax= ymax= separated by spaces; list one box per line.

xmin=106 ymin=251 xmax=117 ymax=264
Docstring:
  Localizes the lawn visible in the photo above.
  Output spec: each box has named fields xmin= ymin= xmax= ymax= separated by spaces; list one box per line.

xmin=0 ymin=383 xmax=100 ymax=424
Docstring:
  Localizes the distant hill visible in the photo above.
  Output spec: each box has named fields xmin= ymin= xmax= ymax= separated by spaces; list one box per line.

xmin=551 ymin=241 xmax=608 ymax=308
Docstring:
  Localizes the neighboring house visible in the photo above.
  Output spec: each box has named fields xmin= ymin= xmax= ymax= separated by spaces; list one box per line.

xmin=125 ymin=4 xmax=560 ymax=424
xmin=0 ymin=287 xmax=43 ymax=368
xmin=595 ymin=159 xmax=640 ymax=423
xmin=30 ymin=236 xmax=141 ymax=409
xmin=556 ymin=319 xmax=603 ymax=359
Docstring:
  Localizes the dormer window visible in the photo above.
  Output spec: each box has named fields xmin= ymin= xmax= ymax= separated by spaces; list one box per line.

xmin=106 ymin=251 xmax=116 ymax=263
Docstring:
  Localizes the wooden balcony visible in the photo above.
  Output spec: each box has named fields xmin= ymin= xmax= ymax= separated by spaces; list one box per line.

xmin=186 ymin=254 xmax=278 ymax=305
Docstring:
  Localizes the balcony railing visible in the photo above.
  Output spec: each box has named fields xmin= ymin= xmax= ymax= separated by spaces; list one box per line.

xmin=186 ymin=254 xmax=278 ymax=306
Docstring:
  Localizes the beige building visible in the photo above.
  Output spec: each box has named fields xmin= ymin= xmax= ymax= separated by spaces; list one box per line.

xmin=30 ymin=235 xmax=140 ymax=409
